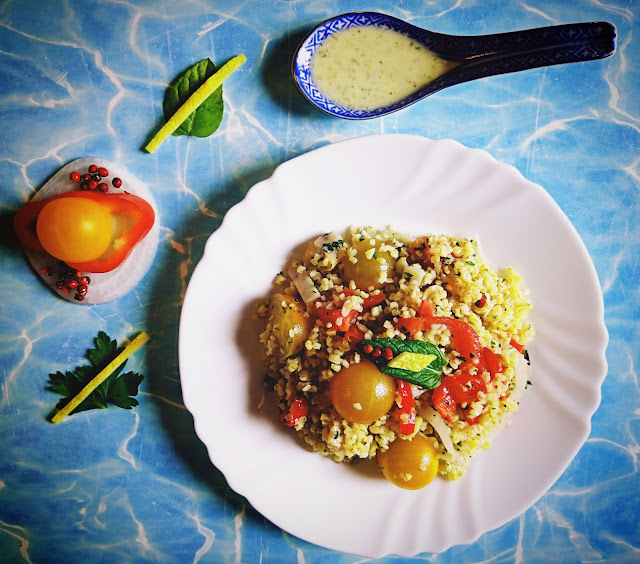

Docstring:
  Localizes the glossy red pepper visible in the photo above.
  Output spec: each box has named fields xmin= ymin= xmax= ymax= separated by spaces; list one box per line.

xmin=394 ymin=317 xmax=425 ymax=339
xmin=13 ymin=190 xmax=155 ymax=273
xmin=510 ymin=338 xmax=525 ymax=354
xmin=480 ymin=347 xmax=504 ymax=377
xmin=394 ymin=379 xmax=416 ymax=435
xmin=432 ymin=373 xmax=486 ymax=423
xmin=432 ymin=382 xmax=456 ymax=422
xmin=311 ymin=303 xmax=358 ymax=330
xmin=417 ymin=300 xmax=435 ymax=317
xmin=282 ymin=397 xmax=309 ymax=427
xmin=425 ymin=316 xmax=482 ymax=360
xmin=341 ymin=323 xmax=366 ymax=344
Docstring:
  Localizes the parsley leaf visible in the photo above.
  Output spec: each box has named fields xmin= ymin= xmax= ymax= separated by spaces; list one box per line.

xmin=47 ymin=331 xmax=144 ymax=416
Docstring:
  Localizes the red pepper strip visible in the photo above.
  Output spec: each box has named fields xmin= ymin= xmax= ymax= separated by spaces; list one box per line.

xmin=448 ymin=373 xmax=486 ymax=403
xmin=310 ymin=302 xmax=358 ymax=330
xmin=13 ymin=191 xmax=155 ymax=273
xmin=417 ymin=300 xmax=435 ymax=317
xmin=424 ymin=316 xmax=482 ymax=361
xmin=480 ymin=347 xmax=504 ymax=378
xmin=432 ymin=373 xmax=486 ymax=423
xmin=342 ymin=288 xmax=386 ymax=308
xmin=394 ymin=379 xmax=416 ymax=435
xmin=13 ymin=198 xmax=49 ymax=253
xmin=510 ymin=338 xmax=525 ymax=354
xmin=341 ymin=323 xmax=366 ymax=344
xmin=282 ymin=397 xmax=309 ymax=427
xmin=395 ymin=317 xmax=425 ymax=339
xmin=432 ymin=382 xmax=456 ymax=422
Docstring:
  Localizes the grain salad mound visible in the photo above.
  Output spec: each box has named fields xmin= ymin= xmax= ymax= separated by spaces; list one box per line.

xmin=257 ymin=226 xmax=533 ymax=489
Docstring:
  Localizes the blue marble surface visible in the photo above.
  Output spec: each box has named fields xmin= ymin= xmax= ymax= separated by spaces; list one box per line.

xmin=1 ymin=0 xmax=638 ymax=562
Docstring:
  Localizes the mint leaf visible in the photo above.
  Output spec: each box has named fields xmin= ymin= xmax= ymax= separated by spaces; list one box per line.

xmin=163 ymin=58 xmax=224 ymax=137
xmin=46 ymin=332 xmax=144 ymax=417
xmin=360 ymin=338 xmax=446 ymax=389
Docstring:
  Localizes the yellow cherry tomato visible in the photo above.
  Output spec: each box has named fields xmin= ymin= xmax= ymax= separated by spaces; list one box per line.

xmin=377 ymin=434 xmax=439 ymax=490
xmin=341 ymin=237 xmax=396 ymax=290
xmin=269 ymin=293 xmax=313 ymax=361
xmin=36 ymin=197 xmax=112 ymax=263
xmin=329 ymin=358 xmax=395 ymax=425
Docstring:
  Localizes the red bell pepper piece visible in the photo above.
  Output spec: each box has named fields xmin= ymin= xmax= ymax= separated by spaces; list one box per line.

xmin=13 ymin=190 xmax=155 ymax=273
xmin=417 ymin=300 xmax=435 ymax=317
xmin=341 ymin=323 xmax=366 ymax=344
xmin=310 ymin=303 xmax=358 ymax=330
xmin=480 ymin=347 xmax=504 ymax=377
xmin=432 ymin=382 xmax=456 ymax=422
xmin=432 ymin=373 xmax=486 ymax=423
xmin=425 ymin=316 xmax=482 ymax=361
xmin=282 ymin=396 xmax=309 ymax=427
xmin=395 ymin=317 xmax=426 ymax=339
xmin=394 ymin=379 xmax=416 ymax=435
xmin=510 ymin=338 xmax=526 ymax=354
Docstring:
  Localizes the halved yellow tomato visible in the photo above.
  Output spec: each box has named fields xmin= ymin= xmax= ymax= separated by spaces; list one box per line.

xmin=36 ymin=197 xmax=112 ymax=263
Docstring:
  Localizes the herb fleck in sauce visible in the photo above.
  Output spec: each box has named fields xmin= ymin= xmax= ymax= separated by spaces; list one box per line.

xmin=311 ymin=26 xmax=457 ymax=111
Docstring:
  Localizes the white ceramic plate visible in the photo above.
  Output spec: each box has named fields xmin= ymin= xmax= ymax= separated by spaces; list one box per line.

xmin=178 ymin=135 xmax=608 ymax=557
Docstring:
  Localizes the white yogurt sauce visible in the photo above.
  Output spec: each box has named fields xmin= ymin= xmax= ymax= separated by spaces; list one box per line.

xmin=311 ymin=25 xmax=457 ymax=111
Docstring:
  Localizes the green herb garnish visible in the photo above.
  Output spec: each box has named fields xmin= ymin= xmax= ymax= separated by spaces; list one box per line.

xmin=163 ymin=58 xmax=225 ymax=138
xmin=145 ymin=54 xmax=246 ymax=152
xmin=321 ymin=240 xmax=344 ymax=252
xmin=360 ymin=338 xmax=446 ymax=389
xmin=47 ymin=331 xmax=146 ymax=420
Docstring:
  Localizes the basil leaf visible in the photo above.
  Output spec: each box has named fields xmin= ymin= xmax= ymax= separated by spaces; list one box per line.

xmin=163 ymin=58 xmax=224 ymax=137
xmin=360 ymin=338 xmax=446 ymax=390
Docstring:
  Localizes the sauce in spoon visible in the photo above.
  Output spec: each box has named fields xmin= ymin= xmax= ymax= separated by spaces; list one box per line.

xmin=311 ymin=26 xmax=457 ymax=111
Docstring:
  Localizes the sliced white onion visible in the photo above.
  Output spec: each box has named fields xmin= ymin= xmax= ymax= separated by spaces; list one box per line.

xmin=287 ymin=263 xmax=320 ymax=304
xmin=496 ymin=353 xmax=529 ymax=429
xmin=399 ymin=259 xmax=427 ymax=286
xmin=420 ymin=405 xmax=464 ymax=462
xmin=313 ymin=231 xmax=344 ymax=248
xmin=312 ymin=231 xmax=344 ymax=271
xmin=510 ymin=353 xmax=529 ymax=405
xmin=22 ymin=157 xmax=159 ymax=305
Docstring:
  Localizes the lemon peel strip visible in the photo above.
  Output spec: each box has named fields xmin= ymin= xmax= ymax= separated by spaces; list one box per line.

xmin=145 ymin=54 xmax=247 ymax=153
xmin=388 ymin=352 xmax=436 ymax=372
xmin=51 ymin=332 xmax=150 ymax=424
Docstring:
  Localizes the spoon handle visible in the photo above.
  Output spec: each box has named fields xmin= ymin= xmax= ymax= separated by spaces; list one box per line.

xmin=440 ymin=22 xmax=616 ymax=82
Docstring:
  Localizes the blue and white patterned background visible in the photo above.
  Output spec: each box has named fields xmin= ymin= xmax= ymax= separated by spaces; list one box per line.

xmin=1 ymin=1 xmax=638 ymax=562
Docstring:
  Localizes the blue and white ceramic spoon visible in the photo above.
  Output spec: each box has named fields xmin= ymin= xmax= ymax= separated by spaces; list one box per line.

xmin=293 ymin=12 xmax=616 ymax=119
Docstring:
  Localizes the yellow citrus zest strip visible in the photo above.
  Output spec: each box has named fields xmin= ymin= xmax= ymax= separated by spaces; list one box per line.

xmin=145 ymin=53 xmax=247 ymax=153
xmin=51 ymin=332 xmax=150 ymax=424
xmin=388 ymin=352 xmax=436 ymax=372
